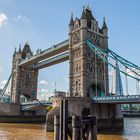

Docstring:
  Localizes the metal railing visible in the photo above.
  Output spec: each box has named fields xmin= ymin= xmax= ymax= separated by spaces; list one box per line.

xmin=92 ymin=95 xmax=140 ymax=104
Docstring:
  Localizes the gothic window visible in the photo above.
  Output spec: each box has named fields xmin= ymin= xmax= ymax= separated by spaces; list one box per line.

xmin=76 ymin=81 xmax=78 ymax=91
xmin=74 ymin=24 xmax=79 ymax=29
xmin=78 ymin=52 xmax=81 ymax=57
xmin=72 ymin=31 xmax=80 ymax=45
xmin=96 ymin=27 xmax=98 ymax=32
xmin=76 ymin=53 xmax=78 ymax=58
xmin=79 ymin=67 xmax=81 ymax=72
xmin=92 ymin=25 xmax=94 ymax=31
xmin=87 ymin=21 xmax=91 ymax=28
xmin=25 ymin=73 xmax=30 ymax=80
xmin=76 ymin=67 xmax=78 ymax=73
xmin=79 ymin=83 xmax=81 ymax=90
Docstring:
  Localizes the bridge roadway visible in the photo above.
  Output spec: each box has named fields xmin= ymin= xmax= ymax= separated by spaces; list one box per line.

xmin=21 ymin=101 xmax=52 ymax=111
xmin=33 ymin=51 xmax=69 ymax=70
xmin=92 ymin=95 xmax=140 ymax=104
xmin=18 ymin=39 xmax=69 ymax=67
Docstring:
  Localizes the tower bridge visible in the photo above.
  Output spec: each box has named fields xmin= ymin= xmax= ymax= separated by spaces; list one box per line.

xmin=0 ymin=6 xmax=140 ymax=130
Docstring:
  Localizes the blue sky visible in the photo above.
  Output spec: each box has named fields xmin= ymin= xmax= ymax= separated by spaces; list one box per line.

xmin=0 ymin=0 xmax=140 ymax=99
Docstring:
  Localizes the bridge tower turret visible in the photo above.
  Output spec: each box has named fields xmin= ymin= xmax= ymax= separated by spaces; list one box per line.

xmin=69 ymin=6 xmax=109 ymax=97
xmin=11 ymin=43 xmax=38 ymax=103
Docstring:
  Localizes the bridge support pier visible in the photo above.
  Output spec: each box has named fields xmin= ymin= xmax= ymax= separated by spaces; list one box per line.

xmin=46 ymin=97 xmax=124 ymax=132
xmin=94 ymin=104 xmax=123 ymax=130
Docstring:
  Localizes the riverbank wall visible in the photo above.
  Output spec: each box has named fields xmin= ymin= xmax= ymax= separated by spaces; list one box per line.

xmin=0 ymin=115 xmax=46 ymax=123
xmin=0 ymin=103 xmax=46 ymax=123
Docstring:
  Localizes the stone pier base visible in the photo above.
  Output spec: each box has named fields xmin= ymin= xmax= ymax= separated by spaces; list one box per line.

xmin=46 ymin=97 xmax=124 ymax=132
xmin=98 ymin=118 xmax=124 ymax=131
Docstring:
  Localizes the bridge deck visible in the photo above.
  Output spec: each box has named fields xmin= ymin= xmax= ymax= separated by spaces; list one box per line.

xmin=18 ymin=39 xmax=69 ymax=67
xmin=33 ymin=51 xmax=69 ymax=70
xmin=92 ymin=95 xmax=140 ymax=104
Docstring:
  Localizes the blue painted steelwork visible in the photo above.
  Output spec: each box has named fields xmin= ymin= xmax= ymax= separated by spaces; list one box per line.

xmin=33 ymin=51 xmax=69 ymax=70
xmin=18 ymin=39 xmax=69 ymax=66
xmin=0 ymin=74 xmax=12 ymax=99
xmin=92 ymin=95 xmax=140 ymax=104
xmin=85 ymin=40 xmax=140 ymax=81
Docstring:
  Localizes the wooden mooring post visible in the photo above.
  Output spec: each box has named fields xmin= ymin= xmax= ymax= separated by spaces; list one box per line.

xmin=54 ymin=115 xmax=59 ymax=140
xmin=72 ymin=116 xmax=82 ymax=140
xmin=53 ymin=99 xmax=97 ymax=140
xmin=88 ymin=115 xmax=97 ymax=140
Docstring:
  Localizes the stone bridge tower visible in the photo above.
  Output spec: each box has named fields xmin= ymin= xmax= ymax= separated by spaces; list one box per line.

xmin=11 ymin=43 xmax=38 ymax=103
xmin=47 ymin=6 xmax=123 ymax=132
xmin=69 ymin=7 xmax=109 ymax=97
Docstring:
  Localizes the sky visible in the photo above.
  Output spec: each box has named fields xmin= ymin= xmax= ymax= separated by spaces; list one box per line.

xmin=0 ymin=0 xmax=140 ymax=100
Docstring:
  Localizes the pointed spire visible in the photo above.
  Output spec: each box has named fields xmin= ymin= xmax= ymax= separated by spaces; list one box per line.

xmin=18 ymin=44 xmax=21 ymax=53
xmin=81 ymin=6 xmax=87 ymax=19
xmin=25 ymin=40 xmax=29 ymax=46
xmin=86 ymin=4 xmax=91 ymax=11
xmin=102 ymin=17 xmax=108 ymax=29
xmin=69 ymin=13 xmax=74 ymax=26
xmin=22 ymin=41 xmax=32 ymax=59
xmin=14 ymin=47 xmax=17 ymax=52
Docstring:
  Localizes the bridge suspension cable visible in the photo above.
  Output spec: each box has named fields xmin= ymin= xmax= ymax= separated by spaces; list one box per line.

xmin=0 ymin=73 xmax=12 ymax=99
xmin=103 ymin=54 xmax=107 ymax=96
xmin=95 ymin=50 xmax=98 ymax=96
xmin=85 ymin=40 xmax=140 ymax=81
xmin=86 ymin=39 xmax=140 ymax=96
xmin=125 ymin=66 xmax=129 ymax=96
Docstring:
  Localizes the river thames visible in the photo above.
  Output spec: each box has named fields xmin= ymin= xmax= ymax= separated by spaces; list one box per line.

xmin=0 ymin=117 xmax=139 ymax=140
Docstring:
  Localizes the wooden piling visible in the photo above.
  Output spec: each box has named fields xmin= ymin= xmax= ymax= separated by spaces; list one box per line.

xmin=59 ymin=100 xmax=63 ymax=140
xmin=63 ymin=99 xmax=68 ymax=140
xmin=54 ymin=115 xmax=59 ymax=140
xmin=72 ymin=116 xmax=82 ymax=140
xmin=88 ymin=115 xmax=97 ymax=140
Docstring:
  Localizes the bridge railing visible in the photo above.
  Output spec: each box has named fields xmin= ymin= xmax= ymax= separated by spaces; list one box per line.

xmin=93 ymin=95 xmax=140 ymax=100
xmin=92 ymin=95 xmax=140 ymax=104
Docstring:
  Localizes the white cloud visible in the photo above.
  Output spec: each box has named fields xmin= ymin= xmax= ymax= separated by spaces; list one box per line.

xmin=37 ymin=88 xmax=53 ymax=100
xmin=38 ymin=88 xmax=49 ymax=94
xmin=40 ymin=88 xmax=48 ymax=93
xmin=0 ymin=13 xmax=8 ymax=27
xmin=14 ymin=14 xmax=30 ymax=24
xmin=39 ymin=80 xmax=48 ymax=85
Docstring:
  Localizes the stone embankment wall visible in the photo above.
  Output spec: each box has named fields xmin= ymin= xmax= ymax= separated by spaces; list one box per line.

xmin=0 ymin=103 xmax=20 ymax=116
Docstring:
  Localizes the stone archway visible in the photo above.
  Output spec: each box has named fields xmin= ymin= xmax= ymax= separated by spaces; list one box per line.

xmin=87 ymin=84 xmax=105 ymax=97
xmin=20 ymin=94 xmax=31 ymax=103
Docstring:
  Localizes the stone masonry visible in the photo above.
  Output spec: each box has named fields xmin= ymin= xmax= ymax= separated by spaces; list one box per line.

xmin=11 ymin=43 xmax=38 ymax=103
xmin=69 ymin=7 xmax=109 ymax=98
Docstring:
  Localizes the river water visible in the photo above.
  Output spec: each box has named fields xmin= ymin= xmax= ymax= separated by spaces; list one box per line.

xmin=0 ymin=117 xmax=140 ymax=140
